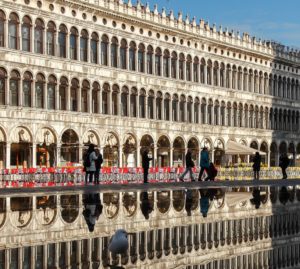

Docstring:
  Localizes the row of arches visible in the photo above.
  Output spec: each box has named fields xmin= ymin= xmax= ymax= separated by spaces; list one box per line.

xmin=0 ymin=69 xmax=299 ymax=132
xmin=1 ymin=11 xmax=299 ymax=100
xmin=0 ymin=125 xmax=299 ymax=168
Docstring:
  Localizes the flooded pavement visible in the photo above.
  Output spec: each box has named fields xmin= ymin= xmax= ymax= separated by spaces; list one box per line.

xmin=0 ymin=182 xmax=300 ymax=268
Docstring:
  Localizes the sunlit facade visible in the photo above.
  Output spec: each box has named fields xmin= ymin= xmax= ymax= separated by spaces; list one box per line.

xmin=0 ymin=0 xmax=300 ymax=168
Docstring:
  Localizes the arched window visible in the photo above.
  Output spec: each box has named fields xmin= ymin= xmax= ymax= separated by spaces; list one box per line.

xmin=58 ymin=24 xmax=67 ymax=58
xmin=187 ymin=97 xmax=193 ymax=123
xmin=243 ymin=68 xmax=248 ymax=91
xmin=172 ymin=94 xmax=178 ymax=121
xmin=194 ymin=97 xmax=200 ymax=124
xmin=148 ymin=90 xmax=154 ymax=119
xmin=111 ymin=37 xmax=118 ymax=68
xmin=80 ymin=29 xmax=88 ymax=62
xmin=163 ymin=50 xmax=170 ymax=77
xmin=0 ymin=68 xmax=7 ymax=105
xmin=254 ymin=71 xmax=259 ymax=93
xmin=232 ymin=66 xmax=237 ymax=89
xmin=120 ymin=39 xmax=127 ymax=69
xmin=138 ymin=44 xmax=145 ymax=73
xmin=139 ymin=89 xmax=146 ymax=118
xmin=70 ymin=78 xmax=79 ymax=111
xmin=47 ymin=75 xmax=56 ymax=110
xmin=164 ymin=93 xmax=170 ymax=121
xmin=35 ymin=73 xmax=45 ymax=108
xmin=244 ymin=105 xmax=248 ymax=128
xmin=213 ymin=62 xmax=218 ymax=86
xmin=193 ymin=57 xmax=199 ymax=82
xmin=90 ymin=32 xmax=98 ymax=64
xmin=179 ymin=53 xmax=185 ymax=80
xmin=23 ymin=71 xmax=32 ymax=107
xmin=155 ymin=48 xmax=162 ymax=76
xmin=9 ymin=13 xmax=19 ymax=49
xmin=59 ymin=77 xmax=68 ymax=110
xmin=0 ymin=11 xmax=6 ymax=47
xmin=207 ymin=60 xmax=212 ymax=85
xmin=9 ymin=70 xmax=20 ymax=106
xmin=214 ymin=101 xmax=220 ymax=125
xmin=200 ymin=59 xmax=205 ymax=84
xmin=102 ymin=83 xmax=110 ymax=114
xmin=129 ymin=41 xmax=136 ymax=71
xmin=156 ymin=91 xmax=162 ymax=120
xmin=34 ymin=18 xmax=44 ymax=54
xmin=46 ymin=21 xmax=56 ymax=56
xmin=227 ymin=102 xmax=231 ymax=126
xmin=179 ymin=95 xmax=186 ymax=122
xmin=121 ymin=86 xmax=129 ymax=116
xmin=249 ymin=105 xmax=254 ymax=128
xmin=146 ymin=46 xmax=153 ymax=74
xmin=186 ymin=55 xmax=192 ymax=81
xmin=233 ymin=103 xmax=237 ymax=127
xmin=226 ymin=65 xmax=231 ymax=88
xmin=70 ymin=27 xmax=78 ymax=60
xmin=220 ymin=102 xmax=226 ymax=126
xmin=101 ymin=35 xmax=109 ymax=66
xmin=22 ymin=16 xmax=31 ymax=52
xmin=81 ymin=80 xmax=89 ymax=113
xmin=201 ymin=98 xmax=206 ymax=124
xmin=207 ymin=99 xmax=213 ymax=124
xmin=220 ymin=63 xmax=225 ymax=87
xmin=112 ymin=85 xmax=119 ymax=116
xmin=237 ymin=67 xmax=242 ymax=90
xmin=248 ymin=70 xmax=253 ymax=92
xmin=130 ymin=87 xmax=137 ymax=117
xmin=92 ymin=82 xmax=99 ymax=113
xmin=171 ymin=52 xmax=177 ymax=79
xmin=238 ymin=104 xmax=243 ymax=127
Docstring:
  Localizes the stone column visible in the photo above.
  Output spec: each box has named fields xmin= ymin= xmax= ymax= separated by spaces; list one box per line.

xmin=191 ymin=102 xmax=195 ymax=123
xmin=126 ymin=46 xmax=129 ymax=70
xmin=66 ymin=84 xmax=71 ymax=111
xmin=136 ymin=94 xmax=139 ymax=118
xmin=109 ymin=91 xmax=112 ymax=115
xmin=184 ymin=101 xmax=187 ymax=122
xmin=170 ymin=148 xmax=173 ymax=167
xmin=176 ymin=101 xmax=179 ymax=122
xmin=18 ymin=79 xmax=22 ymax=107
xmin=152 ymin=96 xmax=156 ymax=120
xmin=229 ymin=69 xmax=233 ymax=89
xmin=87 ymin=38 xmax=91 ymax=63
xmin=176 ymin=55 xmax=179 ymax=79
xmin=6 ymin=143 xmax=10 ymax=169
xmin=98 ymin=89 xmax=102 ymax=114
xmin=30 ymin=25 xmax=34 ymax=53
xmin=77 ymin=86 xmax=82 ymax=112
xmin=145 ymin=97 xmax=148 ymax=119
xmin=5 ymin=74 xmax=9 ymax=106
xmin=56 ymin=144 xmax=61 ymax=167
xmin=32 ymin=144 xmax=36 ymax=168
xmin=76 ymin=240 xmax=81 ymax=267
xmin=55 ymin=85 xmax=59 ymax=110
xmin=4 ymin=20 xmax=8 ymax=48
xmin=161 ymin=97 xmax=164 ymax=121
xmin=119 ymin=145 xmax=122 ymax=167
xmin=204 ymin=65 xmax=207 ymax=84
xmin=153 ymin=146 xmax=157 ymax=167
xmin=137 ymin=145 xmax=141 ymax=167
xmin=31 ymin=79 xmax=36 ymax=108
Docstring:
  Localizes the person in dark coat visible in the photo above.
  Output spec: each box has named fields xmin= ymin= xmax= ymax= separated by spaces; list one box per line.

xmin=179 ymin=149 xmax=195 ymax=182
xmin=198 ymin=147 xmax=210 ymax=181
xmin=84 ymin=144 xmax=98 ymax=184
xmin=94 ymin=149 xmax=103 ymax=184
xmin=279 ymin=153 xmax=290 ymax=179
xmin=252 ymin=152 xmax=261 ymax=180
xmin=142 ymin=149 xmax=152 ymax=183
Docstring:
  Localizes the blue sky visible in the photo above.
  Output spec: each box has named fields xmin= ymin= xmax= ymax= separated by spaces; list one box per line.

xmin=145 ymin=0 xmax=300 ymax=48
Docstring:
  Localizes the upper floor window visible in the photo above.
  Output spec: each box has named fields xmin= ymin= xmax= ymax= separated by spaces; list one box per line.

xmin=146 ymin=45 xmax=153 ymax=75
xmin=0 ymin=11 xmax=5 ymax=47
xmin=138 ymin=44 xmax=145 ymax=73
xmin=155 ymin=48 xmax=161 ymax=76
xmin=8 ymin=13 xmax=19 ymax=50
xmin=81 ymin=80 xmax=89 ymax=112
xmin=179 ymin=53 xmax=185 ymax=80
xmin=90 ymin=32 xmax=99 ymax=64
xmin=111 ymin=37 xmax=118 ymax=68
xmin=36 ymin=73 xmax=45 ymax=108
xmin=171 ymin=52 xmax=177 ymax=79
xmin=58 ymin=24 xmax=67 ymax=58
xmin=193 ymin=57 xmax=199 ymax=83
xmin=186 ymin=55 xmax=192 ymax=81
xmin=163 ymin=50 xmax=170 ymax=77
xmin=22 ymin=16 xmax=31 ymax=52
xmin=70 ymin=27 xmax=78 ymax=60
xmin=47 ymin=21 xmax=56 ymax=56
xmin=59 ymin=77 xmax=68 ymax=110
xmin=23 ymin=71 xmax=32 ymax=107
xmin=120 ymin=39 xmax=127 ymax=69
xmin=80 ymin=29 xmax=88 ymax=62
xmin=101 ymin=35 xmax=108 ymax=66
xmin=70 ymin=78 xmax=79 ymax=111
xmin=0 ymin=68 xmax=7 ymax=105
xmin=129 ymin=41 xmax=136 ymax=71
xmin=34 ymin=18 xmax=44 ymax=54
xmin=47 ymin=75 xmax=56 ymax=110
xmin=10 ymin=70 xmax=19 ymax=106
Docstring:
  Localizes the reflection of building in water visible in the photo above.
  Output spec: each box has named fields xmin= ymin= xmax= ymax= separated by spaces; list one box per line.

xmin=1 ymin=0 xmax=300 ymax=169
xmin=0 ymin=186 xmax=300 ymax=268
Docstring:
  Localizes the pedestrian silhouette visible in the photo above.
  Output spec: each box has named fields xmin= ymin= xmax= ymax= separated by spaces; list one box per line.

xmin=279 ymin=153 xmax=290 ymax=179
xmin=179 ymin=149 xmax=195 ymax=182
xmin=140 ymin=192 xmax=153 ymax=219
xmin=142 ymin=149 xmax=152 ymax=183
xmin=82 ymin=193 xmax=103 ymax=232
xmin=198 ymin=147 xmax=210 ymax=181
xmin=252 ymin=152 xmax=261 ymax=180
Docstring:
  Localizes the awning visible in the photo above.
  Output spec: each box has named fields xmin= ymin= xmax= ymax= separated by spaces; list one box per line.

xmin=225 ymin=140 xmax=266 ymax=155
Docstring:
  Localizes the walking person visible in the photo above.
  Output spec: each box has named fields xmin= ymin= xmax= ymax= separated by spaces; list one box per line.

xmin=198 ymin=147 xmax=210 ymax=181
xmin=179 ymin=149 xmax=195 ymax=182
xmin=84 ymin=144 xmax=98 ymax=184
xmin=142 ymin=149 xmax=152 ymax=183
xmin=94 ymin=149 xmax=103 ymax=184
xmin=252 ymin=152 xmax=261 ymax=180
xmin=279 ymin=153 xmax=290 ymax=179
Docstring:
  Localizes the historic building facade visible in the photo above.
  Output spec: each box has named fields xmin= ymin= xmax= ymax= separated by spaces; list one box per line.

xmin=0 ymin=0 xmax=300 ymax=168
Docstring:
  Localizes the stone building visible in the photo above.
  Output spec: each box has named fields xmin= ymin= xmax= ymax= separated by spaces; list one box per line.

xmin=0 ymin=0 xmax=300 ymax=168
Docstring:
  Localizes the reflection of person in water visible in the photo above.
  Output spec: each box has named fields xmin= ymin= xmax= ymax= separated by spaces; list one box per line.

xmin=199 ymin=189 xmax=217 ymax=217
xmin=279 ymin=186 xmax=290 ymax=205
xmin=140 ymin=192 xmax=153 ymax=219
xmin=185 ymin=189 xmax=193 ymax=216
xmin=82 ymin=193 xmax=103 ymax=232
xmin=250 ymin=187 xmax=261 ymax=209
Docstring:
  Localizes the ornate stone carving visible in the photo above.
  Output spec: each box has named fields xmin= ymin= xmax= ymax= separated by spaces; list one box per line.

xmin=36 ymin=128 xmax=56 ymax=145
xmin=83 ymin=131 xmax=99 ymax=146
xmin=105 ymin=133 xmax=118 ymax=148
xmin=11 ymin=127 xmax=31 ymax=143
